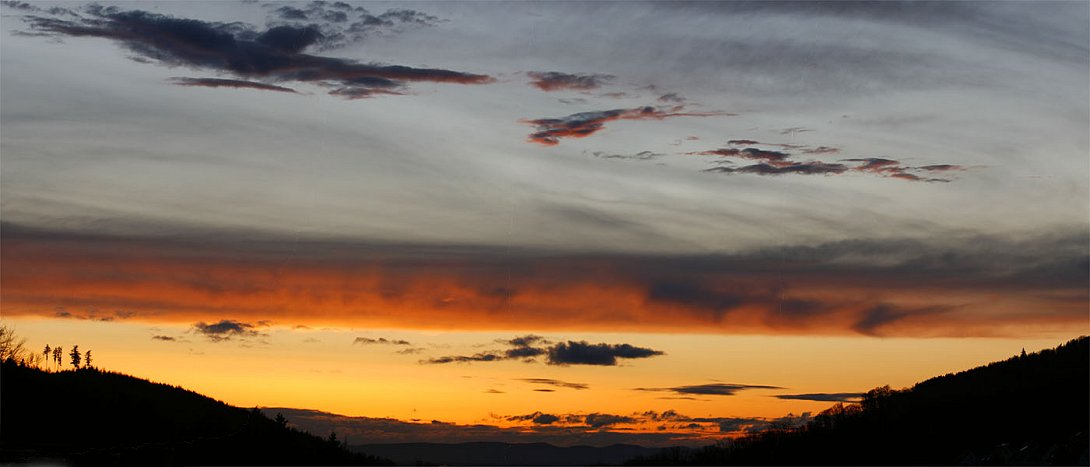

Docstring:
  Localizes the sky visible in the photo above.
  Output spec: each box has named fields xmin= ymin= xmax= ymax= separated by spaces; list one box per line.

xmin=1 ymin=0 xmax=1088 ymax=447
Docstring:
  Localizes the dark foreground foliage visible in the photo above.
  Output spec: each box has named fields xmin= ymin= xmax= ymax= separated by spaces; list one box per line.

xmin=0 ymin=361 xmax=394 ymax=466
xmin=628 ymin=337 xmax=1089 ymax=466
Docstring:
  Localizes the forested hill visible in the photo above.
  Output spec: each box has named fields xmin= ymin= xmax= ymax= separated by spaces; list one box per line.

xmin=628 ymin=336 xmax=1090 ymax=466
xmin=0 ymin=362 xmax=394 ymax=466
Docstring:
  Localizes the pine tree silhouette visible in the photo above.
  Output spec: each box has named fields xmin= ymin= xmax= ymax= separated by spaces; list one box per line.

xmin=69 ymin=345 xmax=81 ymax=369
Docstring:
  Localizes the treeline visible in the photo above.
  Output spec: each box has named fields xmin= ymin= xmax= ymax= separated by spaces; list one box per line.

xmin=0 ymin=324 xmax=94 ymax=371
xmin=628 ymin=337 xmax=1089 ymax=465
xmin=0 ymin=324 xmax=393 ymax=466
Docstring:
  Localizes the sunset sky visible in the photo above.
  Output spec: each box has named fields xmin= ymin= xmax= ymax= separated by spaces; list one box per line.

xmin=1 ymin=1 xmax=1087 ymax=447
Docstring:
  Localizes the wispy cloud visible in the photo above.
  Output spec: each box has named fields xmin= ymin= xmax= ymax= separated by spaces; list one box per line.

xmin=526 ymin=71 xmax=614 ymax=91
xmin=518 ymin=378 xmax=589 ymax=390
xmin=774 ymin=392 xmax=863 ymax=402
xmin=168 ymin=77 xmax=298 ymax=93
xmin=354 ymin=337 xmax=412 ymax=346
xmin=635 ymin=383 xmax=783 ymax=396
xmin=523 ymin=105 xmax=732 ymax=146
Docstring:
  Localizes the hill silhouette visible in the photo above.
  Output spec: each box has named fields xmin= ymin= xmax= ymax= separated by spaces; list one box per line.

xmin=628 ymin=336 xmax=1090 ymax=465
xmin=352 ymin=441 xmax=662 ymax=466
xmin=0 ymin=361 xmax=394 ymax=466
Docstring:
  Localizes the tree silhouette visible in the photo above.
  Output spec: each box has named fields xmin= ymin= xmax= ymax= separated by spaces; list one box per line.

xmin=328 ymin=431 xmax=340 ymax=448
xmin=43 ymin=345 xmax=52 ymax=369
xmin=275 ymin=412 xmax=288 ymax=428
xmin=69 ymin=345 xmax=81 ymax=369
xmin=53 ymin=346 xmax=63 ymax=367
xmin=84 ymin=350 xmax=93 ymax=369
xmin=0 ymin=323 xmax=33 ymax=364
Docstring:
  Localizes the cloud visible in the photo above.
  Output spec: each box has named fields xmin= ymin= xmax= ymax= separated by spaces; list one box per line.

xmin=168 ymin=77 xmax=298 ymax=93
xmin=583 ymin=413 xmax=636 ymax=428
xmin=3 ymin=223 xmax=1085 ymax=337
xmin=589 ymin=150 xmax=664 ymax=161
xmin=526 ymin=71 xmax=614 ymax=91
xmin=507 ymin=411 xmax=562 ymax=425
xmin=546 ymin=341 xmax=664 ymax=366
xmin=421 ymin=336 xmax=662 ymax=366
xmin=354 ymin=337 xmax=412 ymax=345
xmin=420 ymin=352 xmax=503 ymax=364
xmin=268 ymin=408 xmax=714 ymax=447
xmin=774 ymin=392 xmax=864 ymax=402
xmin=192 ymin=319 xmax=263 ymax=342
xmin=151 ymin=335 xmax=177 ymax=341
xmin=693 ymin=147 xmax=792 ymax=163
xmin=16 ymin=5 xmax=491 ymax=99
xmin=706 ymin=161 xmax=850 ymax=176
xmin=852 ymin=304 xmax=950 ymax=336
xmin=518 ymin=378 xmax=589 ymax=390
xmin=636 ymin=383 xmax=782 ymax=396
xmin=522 ymin=105 xmax=732 ymax=146
xmin=693 ymin=145 xmax=963 ymax=181
xmin=657 ymin=93 xmax=685 ymax=103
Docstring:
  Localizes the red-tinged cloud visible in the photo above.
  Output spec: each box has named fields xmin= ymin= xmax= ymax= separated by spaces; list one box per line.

xmin=169 ymin=77 xmax=298 ymax=93
xmin=527 ymin=71 xmax=614 ymax=91
xmin=1 ymin=223 xmax=1085 ymax=337
xmin=843 ymin=158 xmax=958 ymax=182
xmin=16 ymin=6 xmax=491 ymax=99
xmin=523 ymin=106 xmax=733 ymax=146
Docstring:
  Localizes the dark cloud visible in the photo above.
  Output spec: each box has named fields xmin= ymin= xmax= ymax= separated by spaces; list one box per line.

xmin=261 ymin=2 xmax=441 ymax=50
xmin=518 ymin=378 xmax=589 ymax=390
xmin=17 ymin=6 xmax=490 ymax=99
xmin=636 ymin=383 xmax=782 ymax=396
xmin=169 ymin=77 xmax=298 ymax=93
xmin=500 ymin=334 xmax=548 ymax=359
xmin=354 ymin=337 xmax=412 ymax=345
xmin=852 ymin=304 xmax=950 ymax=336
xmin=523 ymin=105 xmax=732 ymax=146
xmin=533 ymin=389 xmax=555 ymax=392
xmin=151 ymin=335 xmax=177 ymax=341
xmin=192 ymin=319 xmax=263 ymax=342
xmin=774 ymin=392 xmax=864 ymax=402
xmin=547 ymin=341 xmax=664 ymax=366
xmin=420 ymin=352 xmax=503 ymax=364
xmin=706 ymin=161 xmax=849 ymax=175
xmin=802 ymin=146 xmax=840 ymax=154
xmin=527 ymin=71 xmax=614 ymax=91
xmin=694 ymin=144 xmax=963 ymax=181
xmin=583 ymin=413 xmax=636 ymax=428
xmin=917 ymin=164 xmax=964 ymax=172
xmin=507 ymin=411 xmax=562 ymax=425
xmin=645 ymin=281 xmax=744 ymax=320
xmin=420 ymin=336 xmax=661 ymax=366
xmin=396 ymin=347 xmax=426 ymax=355
xmin=693 ymin=147 xmax=791 ymax=162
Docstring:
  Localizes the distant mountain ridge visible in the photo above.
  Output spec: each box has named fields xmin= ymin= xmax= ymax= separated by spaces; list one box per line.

xmin=0 ymin=362 xmax=393 ymax=466
xmin=627 ymin=336 xmax=1090 ymax=465
xmin=352 ymin=441 xmax=662 ymax=466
